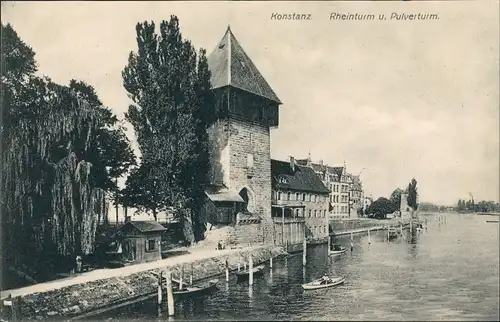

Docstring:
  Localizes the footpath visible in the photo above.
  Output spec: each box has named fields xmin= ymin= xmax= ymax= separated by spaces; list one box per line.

xmin=0 ymin=244 xmax=285 ymax=320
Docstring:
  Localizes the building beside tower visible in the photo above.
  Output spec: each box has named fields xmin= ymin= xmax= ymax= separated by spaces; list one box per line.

xmin=271 ymin=157 xmax=330 ymax=250
xmin=296 ymin=157 xmax=354 ymax=220
xmin=200 ymin=26 xmax=281 ymax=246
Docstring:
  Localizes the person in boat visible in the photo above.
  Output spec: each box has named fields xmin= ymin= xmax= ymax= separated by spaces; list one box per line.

xmin=320 ymin=275 xmax=331 ymax=284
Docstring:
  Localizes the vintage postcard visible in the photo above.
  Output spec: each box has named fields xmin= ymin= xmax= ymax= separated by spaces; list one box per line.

xmin=1 ymin=1 xmax=498 ymax=321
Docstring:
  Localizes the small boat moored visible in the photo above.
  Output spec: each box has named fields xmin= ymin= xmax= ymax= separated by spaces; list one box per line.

xmin=329 ymin=244 xmax=346 ymax=255
xmin=235 ymin=264 xmax=265 ymax=281
xmin=302 ymin=276 xmax=345 ymax=290
xmin=172 ymin=279 xmax=219 ymax=297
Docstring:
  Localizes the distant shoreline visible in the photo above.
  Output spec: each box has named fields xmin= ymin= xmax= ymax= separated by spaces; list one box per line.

xmin=477 ymin=212 xmax=500 ymax=216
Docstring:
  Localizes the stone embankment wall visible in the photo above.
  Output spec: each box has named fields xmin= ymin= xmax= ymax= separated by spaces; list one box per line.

xmin=330 ymin=218 xmax=411 ymax=235
xmin=3 ymin=246 xmax=285 ymax=320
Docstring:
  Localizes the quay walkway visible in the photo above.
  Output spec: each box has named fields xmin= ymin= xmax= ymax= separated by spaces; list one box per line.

xmin=0 ymin=245 xmax=266 ymax=300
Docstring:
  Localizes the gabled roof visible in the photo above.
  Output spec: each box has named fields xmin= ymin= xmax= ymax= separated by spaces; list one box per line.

xmin=207 ymin=26 xmax=282 ymax=104
xmin=271 ymin=159 xmax=329 ymax=194
xmin=123 ymin=221 xmax=167 ymax=233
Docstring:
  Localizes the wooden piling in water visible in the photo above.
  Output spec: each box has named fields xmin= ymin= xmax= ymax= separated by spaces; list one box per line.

xmin=3 ymin=294 xmax=17 ymax=322
xmin=190 ymin=264 xmax=193 ymax=285
xmin=157 ymin=271 xmax=163 ymax=310
xmin=225 ymin=258 xmax=229 ymax=282
xmin=270 ymin=256 xmax=273 ymax=269
xmin=368 ymin=229 xmax=371 ymax=244
xmin=165 ymin=270 xmax=174 ymax=316
xmin=303 ymin=237 xmax=307 ymax=265
xmin=179 ymin=265 xmax=184 ymax=290
xmin=249 ymin=255 xmax=254 ymax=286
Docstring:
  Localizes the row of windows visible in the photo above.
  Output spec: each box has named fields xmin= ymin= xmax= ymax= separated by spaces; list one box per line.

xmin=293 ymin=208 xmax=328 ymax=218
xmin=311 ymin=225 xmax=328 ymax=235
xmin=331 ymin=206 xmax=349 ymax=214
xmin=329 ymin=195 xmax=349 ymax=203
xmin=276 ymin=191 xmax=327 ymax=203
xmin=328 ymin=184 xmax=350 ymax=193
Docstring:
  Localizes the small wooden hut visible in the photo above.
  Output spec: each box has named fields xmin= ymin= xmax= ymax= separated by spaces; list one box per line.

xmin=111 ymin=221 xmax=166 ymax=264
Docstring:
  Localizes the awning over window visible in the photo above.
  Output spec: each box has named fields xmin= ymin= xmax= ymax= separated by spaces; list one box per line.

xmin=205 ymin=187 xmax=245 ymax=203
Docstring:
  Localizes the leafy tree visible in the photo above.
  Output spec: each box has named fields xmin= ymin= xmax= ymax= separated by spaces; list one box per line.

xmin=1 ymin=23 xmax=133 ymax=284
xmin=121 ymin=16 xmax=215 ymax=242
xmin=389 ymin=188 xmax=404 ymax=211
xmin=365 ymin=197 xmax=394 ymax=219
xmin=457 ymin=199 xmax=466 ymax=212
xmin=407 ymin=178 xmax=418 ymax=210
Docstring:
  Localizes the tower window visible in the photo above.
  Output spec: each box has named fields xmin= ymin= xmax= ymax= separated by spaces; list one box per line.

xmin=247 ymin=154 xmax=254 ymax=168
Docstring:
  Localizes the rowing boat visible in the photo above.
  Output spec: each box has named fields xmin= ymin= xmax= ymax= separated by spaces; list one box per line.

xmin=235 ymin=264 xmax=265 ymax=281
xmin=172 ymin=279 xmax=219 ymax=297
xmin=302 ymin=276 xmax=345 ymax=290
xmin=329 ymin=244 xmax=346 ymax=255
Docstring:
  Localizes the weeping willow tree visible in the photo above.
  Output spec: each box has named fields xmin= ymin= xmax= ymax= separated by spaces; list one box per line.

xmin=1 ymin=24 xmax=132 ymax=282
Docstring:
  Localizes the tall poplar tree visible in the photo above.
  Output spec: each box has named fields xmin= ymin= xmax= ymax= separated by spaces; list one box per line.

xmin=122 ymin=16 xmax=214 ymax=242
xmin=407 ymin=178 xmax=419 ymax=211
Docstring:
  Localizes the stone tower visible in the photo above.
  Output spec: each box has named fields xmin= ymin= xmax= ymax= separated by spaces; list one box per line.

xmin=204 ymin=26 xmax=282 ymax=244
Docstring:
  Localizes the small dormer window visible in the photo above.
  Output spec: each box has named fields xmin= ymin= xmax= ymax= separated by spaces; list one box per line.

xmin=279 ymin=176 xmax=288 ymax=184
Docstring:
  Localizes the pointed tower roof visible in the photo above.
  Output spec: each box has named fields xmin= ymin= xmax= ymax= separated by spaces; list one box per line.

xmin=207 ymin=26 xmax=282 ymax=104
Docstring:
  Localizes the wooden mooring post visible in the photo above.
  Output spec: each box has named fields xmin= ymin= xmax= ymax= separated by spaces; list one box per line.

xmin=179 ymin=265 xmax=184 ymax=290
xmin=165 ymin=270 xmax=174 ymax=316
xmin=249 ymin=255 xmax=254 ymax=286
xmin=225 ymin=258 xmax=229 ymax=282
xmin=190 ymin=264 xmax=193 ymax=285
xmin=157 ymin=271 xmax=163 ymax=311
xmin=368 ymin=229 xmax=371 ymax=245
xmin=3 ymin=295 xmax=18 ymax=322
xmin=303 ymin=237 xmax=307 ymax=266
xmin=269 ymin=256 xmax=273 ymax=269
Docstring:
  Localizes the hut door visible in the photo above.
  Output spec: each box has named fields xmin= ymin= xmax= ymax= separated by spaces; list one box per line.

xmin=124 ymin=240 xmax=135 ymax=261
xmin=130 ymin=241 xmax=136 ymax=261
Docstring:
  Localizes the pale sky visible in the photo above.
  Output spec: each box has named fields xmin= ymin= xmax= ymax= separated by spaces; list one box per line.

xmin=2 ymin=1 xmax=499 ymax=206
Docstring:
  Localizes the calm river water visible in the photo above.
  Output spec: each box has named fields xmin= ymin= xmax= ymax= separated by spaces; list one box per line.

xmin=96 ymin=213 xmax=499 ymax=321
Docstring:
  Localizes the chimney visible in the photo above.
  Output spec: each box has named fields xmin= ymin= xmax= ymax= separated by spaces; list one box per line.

xmin=289 ymin=156 xmax=295 ymax=171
